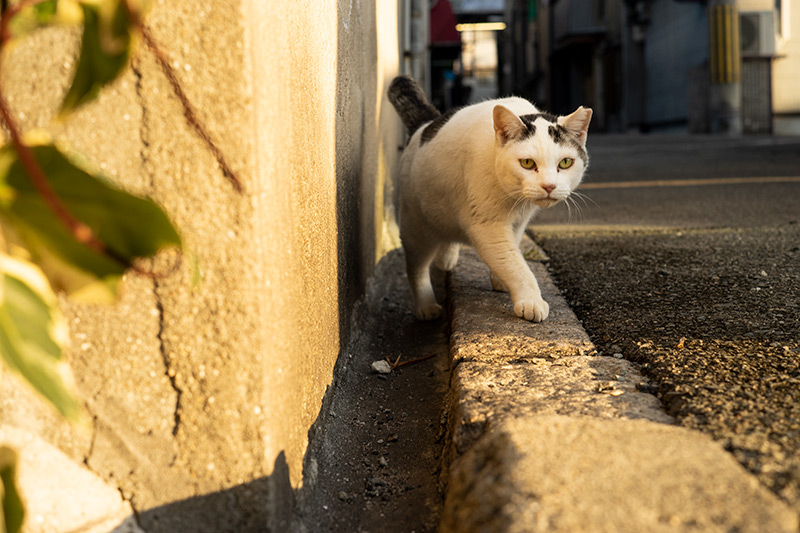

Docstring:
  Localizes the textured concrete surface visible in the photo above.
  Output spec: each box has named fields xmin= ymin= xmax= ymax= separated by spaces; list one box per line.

xmin=442 ymin=415 xmax=799 ymax=533
xmin=450 ymin=255 xmax=594 ymax=361
xmin=0 ymin=425 xmax=142 ymax=533
xmin=0 ymin=1 xmax=402 ymax=531
xmin=441 ymin=245 xmax=799 ymax=532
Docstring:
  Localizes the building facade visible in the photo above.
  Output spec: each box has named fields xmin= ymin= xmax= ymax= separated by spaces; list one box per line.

xmin=504 ymin=0 xmax=800 ymax=134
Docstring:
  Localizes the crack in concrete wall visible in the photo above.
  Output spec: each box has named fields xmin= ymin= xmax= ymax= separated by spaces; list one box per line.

xmin=117 ymin=486 xmax=144 ymax=530
xmin=132 ymin=47 xmax=183 ymax=468
xmin=154 ymin=282 xmax=182 ymax=440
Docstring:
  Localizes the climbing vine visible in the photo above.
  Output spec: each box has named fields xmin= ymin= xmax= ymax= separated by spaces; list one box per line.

xmin=0 ymin=1 xmax=240 ymax=530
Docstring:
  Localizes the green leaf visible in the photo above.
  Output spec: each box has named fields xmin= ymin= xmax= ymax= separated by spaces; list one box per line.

xmin=0 ymin=255 xmax=80 ymax=421
xmin=6 ymin=0 xmax=83 ymax=41
xmin=0 ymin=140 xmax=181 ymax=302
xmin=60 ymin=1 xmax=138 ymax=114
xmin=0 ymin=447 xmax=24 ymax=533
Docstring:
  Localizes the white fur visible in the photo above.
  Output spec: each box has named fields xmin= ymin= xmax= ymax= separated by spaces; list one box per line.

xmin=397 ymin=97 xmax=591 ymax=321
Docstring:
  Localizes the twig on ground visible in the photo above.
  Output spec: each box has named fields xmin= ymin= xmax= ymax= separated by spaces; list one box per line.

xmin=385 ymin=352 xmax=438 ymax=370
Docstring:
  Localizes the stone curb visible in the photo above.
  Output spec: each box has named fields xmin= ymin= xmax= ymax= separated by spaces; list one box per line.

xmin=440 ymin=243 xmax=799 ymax=533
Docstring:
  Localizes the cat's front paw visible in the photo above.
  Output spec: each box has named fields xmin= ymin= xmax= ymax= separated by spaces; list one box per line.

xmin=514 ymin=297 xmax=549 ymax=322
xmin=416 ymin=302 xmax=443 ymax=320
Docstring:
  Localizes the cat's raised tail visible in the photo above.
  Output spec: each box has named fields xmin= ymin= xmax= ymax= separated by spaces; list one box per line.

xmin=388 ymin=75 xmax=440 ymax=135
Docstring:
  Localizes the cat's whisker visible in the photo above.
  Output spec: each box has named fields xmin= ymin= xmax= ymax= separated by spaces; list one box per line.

xmin=572 ymin=190 xmax=598 ymax=208
xmin=567 ymin=197 xmax=579 ymax=223
xmin=511 ymin=193 xmax=535 ymax=214
xmin=574 ymin=197 xmax=587 ymax=221
xmin=563 ymin=197 xmax=573 ymax=222
xmin=571 ymin=194 xmax=591 ymax=210
xmin=524 ymin=197 xmax=537 ymax=212
xmin=563 ymin=195 xmax=585 ymax=223
xmin=502 ymin=190 xmax=522 ymax=206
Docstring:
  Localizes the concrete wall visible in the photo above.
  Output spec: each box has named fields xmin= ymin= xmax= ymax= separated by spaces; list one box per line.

xmin=0 ymin=1 xmax=402 ymax=531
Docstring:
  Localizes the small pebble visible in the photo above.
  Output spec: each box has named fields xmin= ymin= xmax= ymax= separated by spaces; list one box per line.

xmin=371 ymin=360 xmax=392 ymax=374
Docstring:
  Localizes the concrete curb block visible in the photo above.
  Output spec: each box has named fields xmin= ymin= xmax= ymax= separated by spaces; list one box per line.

xmin=440 ymin=246 xmax=799 ymax=532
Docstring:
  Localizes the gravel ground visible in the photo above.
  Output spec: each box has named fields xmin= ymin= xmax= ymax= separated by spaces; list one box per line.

xmin=299 ymin=249 xmax=449 ymax=532
xmin=537 ymin=225 xmax=800 ymax=507
xmin=533 ymin=133 xmax=800 ymax=511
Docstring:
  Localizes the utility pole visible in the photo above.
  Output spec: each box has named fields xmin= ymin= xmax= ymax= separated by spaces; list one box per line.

xmin=709 ymin=0 xmax=742 ymax=135
xmin=407 ymin=0 xmax=431 ymax=95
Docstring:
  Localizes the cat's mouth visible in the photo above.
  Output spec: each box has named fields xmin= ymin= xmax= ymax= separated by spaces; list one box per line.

xmin=535 ymin=197 xmax=560 ymax=208
xmin=522 ymin=188 xmax=562 ymax=208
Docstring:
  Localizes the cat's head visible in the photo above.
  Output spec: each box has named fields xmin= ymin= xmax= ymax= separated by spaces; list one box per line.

xmin=492 ymin=105 xmax=592 ymax=208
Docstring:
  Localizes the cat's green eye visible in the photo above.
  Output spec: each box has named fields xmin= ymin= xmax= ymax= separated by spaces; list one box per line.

xmin=558 ymin=157 xmax=574 ymax=170
xmin=520 ymin=158 xmax=536 ymax=170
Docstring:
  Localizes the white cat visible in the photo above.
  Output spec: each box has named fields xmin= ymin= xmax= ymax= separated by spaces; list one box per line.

xmin=388 ymin=76 xmax=592 ymax=322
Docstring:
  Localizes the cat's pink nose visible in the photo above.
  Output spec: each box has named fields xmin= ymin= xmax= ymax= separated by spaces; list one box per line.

xmin=541 ymin=183 xmax=556 ymax=195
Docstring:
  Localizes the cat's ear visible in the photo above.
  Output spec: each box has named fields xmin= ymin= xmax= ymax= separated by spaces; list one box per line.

xmin=493 ymin=105 xmax=525 ymax=144
xmin=559 ymin=106 xmax=593 ymax=145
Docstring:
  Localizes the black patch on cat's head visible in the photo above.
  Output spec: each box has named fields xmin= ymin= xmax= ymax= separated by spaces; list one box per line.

xmin=524 ymin=112 xmax=557 ymax=123
xmin=518 ymin=113 xmax=557 ymax=141
xmin=549 ymin=124 xmax=588 ymax=165
xmin=548 ymin=124 xmax=568 ymax=143
xmin=421 ymin=108 xmax=459 ymax=145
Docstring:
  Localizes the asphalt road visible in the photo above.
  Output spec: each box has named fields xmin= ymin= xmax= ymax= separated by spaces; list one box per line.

xmin=532 ymin=134 xmax=800 ymax=511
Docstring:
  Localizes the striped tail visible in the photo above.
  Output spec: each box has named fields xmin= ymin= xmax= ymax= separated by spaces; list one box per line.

xmin=387 ymin=75 xmax=440 ymax=135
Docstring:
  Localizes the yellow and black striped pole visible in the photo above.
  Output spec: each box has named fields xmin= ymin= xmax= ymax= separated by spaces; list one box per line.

xmin=710 ymin=2 xmax=741 ymax=84
xmin=709 ymin=0 xmax=742 ymax=134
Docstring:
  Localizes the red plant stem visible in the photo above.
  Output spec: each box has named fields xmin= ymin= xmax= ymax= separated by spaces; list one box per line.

xmin=0 ymin=94 xmax=105 ymax=252
xmin=0 ymin=94 xmax=180 ymax=277
xmin=0 ymin=3 xmax=117 ymax=262
xmin=0 ymin=1 xmax=93 ymax=242
xmin=0 ymin=1 xmax=180 ymax=278
xmin=0 ymin=0 xmax=49 ymax=46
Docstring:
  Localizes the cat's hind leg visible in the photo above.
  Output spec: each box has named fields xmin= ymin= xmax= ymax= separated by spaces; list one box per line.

xmin=403 ymin=237 xmax=442 ymax=320
xmin=490 ymin=271 xmax=507 ymax=292
xmin=434 ymin=243 xmax=460 ymax=272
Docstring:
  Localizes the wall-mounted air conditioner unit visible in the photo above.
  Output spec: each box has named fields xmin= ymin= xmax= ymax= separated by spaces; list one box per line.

xmin=740 ymin=11 xmax=776 ymax=57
